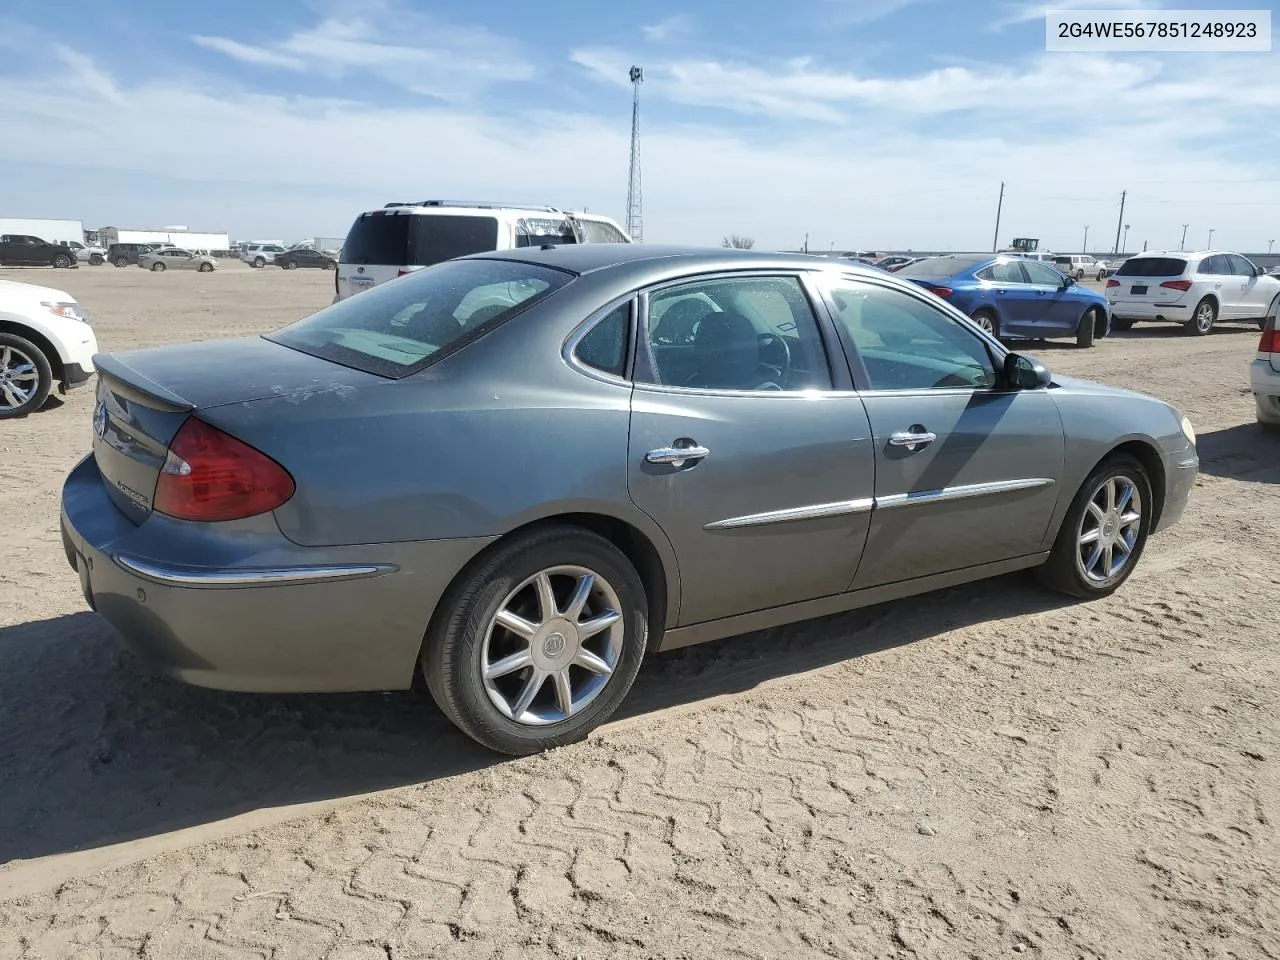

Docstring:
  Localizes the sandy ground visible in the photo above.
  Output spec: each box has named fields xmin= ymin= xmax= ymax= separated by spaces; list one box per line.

xmin=0 ymin=263 xmax=1277 ymax=959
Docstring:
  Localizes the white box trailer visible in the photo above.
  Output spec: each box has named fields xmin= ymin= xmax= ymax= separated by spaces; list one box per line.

xmin=0 ymin=218 xmax=85 ymax=246
xmin=99 ymin=227 xmax=231 ymax=254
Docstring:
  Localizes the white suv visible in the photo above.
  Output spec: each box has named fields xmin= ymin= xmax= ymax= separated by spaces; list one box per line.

xmin=241 ymin=243 xmax=287 ymax=268
xmin=1106 ymin=250 xmax=1280 ymax=335
xmin=1051 ymin=254 xmax=1109 ymax=281
xmin=0 ymin=279 xmax=98 ymax=418
xmin=334 ymin=201 xmax=631 ymax=301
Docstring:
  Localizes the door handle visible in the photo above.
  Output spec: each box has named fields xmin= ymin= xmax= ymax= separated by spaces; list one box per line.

xmin=646 ymin=444 xmax=710 ymax=467
xmin=889 ymin=430 xmax=937 ymax=450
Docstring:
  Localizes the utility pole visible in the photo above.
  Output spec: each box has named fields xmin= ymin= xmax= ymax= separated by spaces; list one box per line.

xmin=1113 ymin=190 xmax=1126 ymax=254
xmin=1270 ymin=239 xmax=1275 ymax=254
xmin=625 ymin=66 xmax=644 ymax=242
xmin=1180 ymin=224 xmax=1188 ymax=251
xmin=1082 ymin=225 xmax=1089 ymax=253
xmin=1123 ymin=224 xmax=1130 ymax=252
xmin=1207 ymin=228 xmax=1215 ymax=248
xmin=803 ymin=233 xmax=809 ymax=254
xmin=992 ymin=182 xmax=1005 ymax=253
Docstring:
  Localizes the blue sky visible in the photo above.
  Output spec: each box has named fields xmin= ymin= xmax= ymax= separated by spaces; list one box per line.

xmin=1 ymin=0 xmax=1277 ymax=251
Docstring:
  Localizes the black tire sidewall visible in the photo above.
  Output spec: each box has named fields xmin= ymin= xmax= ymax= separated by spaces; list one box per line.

xmin=1047 ymin=455 xmax=1153 ymax=598
xmin=1076 ymin=308 xmax=1096 ymax=348
xmin=0 ymin=333 xmax=53 ymax=419
xmin=152 ymin=262 xmax=164 ymax=272
xmin=972 ymin=309 xmax=999 ymax=338
xmin=424 ymin=528 xmax=648 ymax=755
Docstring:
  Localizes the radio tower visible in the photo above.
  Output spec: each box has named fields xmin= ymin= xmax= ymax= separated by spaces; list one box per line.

xmin=625 ymin=65 xmax=644 ymax=242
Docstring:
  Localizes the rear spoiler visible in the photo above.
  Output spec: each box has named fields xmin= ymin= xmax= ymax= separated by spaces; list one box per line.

xmin=93 ymin=354 xmax=195 ymax=413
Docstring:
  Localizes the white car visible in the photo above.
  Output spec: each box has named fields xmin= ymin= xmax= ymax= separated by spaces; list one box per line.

xmin=241 ymin=243 xmax=287 ymax=268
xmin=1253 ymin=296 xmax=1280 ymax=429
xmin=1106 ymin=250 xmax=1280 ymax=335
xmin=334 ymin=201 xmax=631 ymax=301
xmin=1051 ymin=254 xmax=1109 ymax=281
xmin=66 ymin=240 xmax=108 ymax=266
xmin=0 ymin=279 xmax=98 ymax=418
xmin=138 ymin=248 xmax=216 ymax=272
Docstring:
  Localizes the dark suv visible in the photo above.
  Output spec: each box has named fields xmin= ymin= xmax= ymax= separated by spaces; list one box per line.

xmin=107 ymin=243 xmax=156 ymax=267
xmin=0 ymin=235 xmax=76 ymax=268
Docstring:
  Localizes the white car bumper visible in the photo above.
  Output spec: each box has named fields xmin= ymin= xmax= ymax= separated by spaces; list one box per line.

xmin=1108 ymin=298 xmax=1192 ymax=322
xmin=1252 ymin=358 xmax=1280 ymax=425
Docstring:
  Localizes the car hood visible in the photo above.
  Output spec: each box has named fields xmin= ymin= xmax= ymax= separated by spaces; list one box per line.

xmin=0 ymin=278 xmax=75 ymax=304
xmin=93 ymin=335 xmax=388 ymax=410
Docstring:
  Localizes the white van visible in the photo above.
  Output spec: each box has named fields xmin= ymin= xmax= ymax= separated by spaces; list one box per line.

xmin=334 ymin=201 xmax=631 ymax=301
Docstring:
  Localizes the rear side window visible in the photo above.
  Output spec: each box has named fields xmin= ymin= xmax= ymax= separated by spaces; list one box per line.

xmin=579 ymin=220 xmax=629 ymax=243
xmin=342 ymin=213 xmax=500 ymax=266
xmin=574 ymin=303 xmax=631 ymax=377
xmin=268 ymin=259 xmax=572 ymax=378
xmin=1116 ymin=257 xmax=1186 ymax=277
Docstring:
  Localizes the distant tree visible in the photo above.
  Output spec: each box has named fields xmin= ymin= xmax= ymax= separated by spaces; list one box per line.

xmin=721 ymin=235 xmax=755 ymax=249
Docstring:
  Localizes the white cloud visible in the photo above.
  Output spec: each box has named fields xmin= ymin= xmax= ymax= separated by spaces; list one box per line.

xmin=53 ymin=44 xmax=124 ymax=104
xmin=192 ymin=6 xmax=534 ymax=100
xmin=192 ymin=36 xmax=305 ymax=70
xmin=993 ymin=0 xmax=1166 ymax=30
xmin=642 ymin=15 xmax=694 ymax=42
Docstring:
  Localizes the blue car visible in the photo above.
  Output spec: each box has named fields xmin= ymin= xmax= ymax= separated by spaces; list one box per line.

xmin=895 ymin=254 xmax=1110 ymax=348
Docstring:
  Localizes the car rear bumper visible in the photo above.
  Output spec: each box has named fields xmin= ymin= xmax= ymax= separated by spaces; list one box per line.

xmin=1252 ymin=358 xmax=1280 ymax=425
xmin=1108 ymin=300 xmax=1190 ymax=322
xmin=60 ymin=454 xmax=495 ymax=693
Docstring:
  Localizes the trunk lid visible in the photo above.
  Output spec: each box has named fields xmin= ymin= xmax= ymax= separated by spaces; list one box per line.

xmin=91 ymin=336 xmax=385 ymax=522
xmin=1109 ymin=256 xmax=1190 ymax=304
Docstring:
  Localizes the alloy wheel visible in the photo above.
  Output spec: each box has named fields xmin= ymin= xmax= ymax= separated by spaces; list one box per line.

xmin=1076 ymin=474 xmax=1142 ymax=584
xmin=480 ymin=565 xmax=624 ymax=726
xmin=0 ymin=344 xmax=40 ymax=410
xmin=973 ymin=313 xmax=995 ymax=334
xmin=1195 ymin=302 xmax=1215 ymax=333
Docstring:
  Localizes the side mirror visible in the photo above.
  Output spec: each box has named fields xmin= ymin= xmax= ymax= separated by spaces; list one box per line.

xmin=1004 ymin=352 xmax=1052 ymax=390
xmin=1061 ymin=274 xmax=1075 ymax=288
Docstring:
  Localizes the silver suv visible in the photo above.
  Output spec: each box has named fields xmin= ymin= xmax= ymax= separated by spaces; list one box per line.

xmin=240 ymin=243 xmax=287 ymax=268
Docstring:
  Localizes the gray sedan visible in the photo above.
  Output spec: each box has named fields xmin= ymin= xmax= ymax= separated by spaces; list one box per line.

xmin=60 ymin=246 xmax=1199 ymax=754
xmin=137 ymin=248 xmax=216 ymax=272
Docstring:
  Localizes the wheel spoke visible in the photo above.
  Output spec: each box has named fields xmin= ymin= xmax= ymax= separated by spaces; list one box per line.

xmin=572 ymin=648 xmax=613 ymax=676
xmin=553 ymin=669 xmax=574 ymax=714
xmin=494 ymin=608 xmax=538 ymax=639
xmin=1 ymin=382 xmax=24 ymax=407
xmin=564 ymin=573 xmax=595 ymax=621
xmin=510 ymin=668 xmax=546 ymax=719
xmin=1086 ymin=502 xmax=1105 ymax=524
xmin=1083 ymin=544 xmax=1102 ymax=575
xmin=0 ymin=346 xmax=11 ymax=368
xmin=485 ymin=649 xmax=532 ymax=680
xmin=1104 ymin=479 xmax=1117 ymax=512
xmin=577 ymin=609 xmax=620 ymax=640
xmin=1079 ymin=527 xmax=1101 ymax=545
xmin=534 ymin=572 xmax=559 ymax=622
xmin=1119 ymin=510 xmax=1140 ymax=529
xmin=1102 ymin=544 xmax=1114 ymax=576
xmin=1115 ymin=533 xmax=1133 ymax=557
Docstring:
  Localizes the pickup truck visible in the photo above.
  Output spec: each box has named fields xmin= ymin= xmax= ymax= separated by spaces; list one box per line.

xmin=0 ymin=235 xmax=76 ymax=268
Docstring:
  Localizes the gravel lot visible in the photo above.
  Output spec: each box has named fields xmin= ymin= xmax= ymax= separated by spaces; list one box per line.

xmin=1 ymin=263 xmax=1277 ymax=959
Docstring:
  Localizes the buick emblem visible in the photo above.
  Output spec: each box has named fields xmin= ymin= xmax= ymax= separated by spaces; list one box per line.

xmin=93 ymin=401 xmax=108 ymax=438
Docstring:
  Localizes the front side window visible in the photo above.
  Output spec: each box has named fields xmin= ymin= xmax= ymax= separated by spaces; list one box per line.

xmin=268 ymin=259 xmax=572 ymax=378
xmin=1228 ymin=254 xmax=1256 ymax=276
xmin=641 ymin=276 xmax=831 ymax=392
xmin=827 ymin=279 xmax=997 ymax=391
xmin=1022 ymin=260 xmax=1066 ymax=286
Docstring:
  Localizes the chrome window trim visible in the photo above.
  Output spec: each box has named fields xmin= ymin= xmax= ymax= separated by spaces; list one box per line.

xmin=704 ymin=498 xmax=875 ymax=530
xmin=114 ymin=555 xmax=399 ymax=588
xmin=874 ymin=477 xmax=1055 ymax=510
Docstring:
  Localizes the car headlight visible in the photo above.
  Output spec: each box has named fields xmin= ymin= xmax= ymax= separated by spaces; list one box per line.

xmin=1179 ymin=414 xmax=1196 ymax=446
xmin=42 ymin=300 xmax=88 ymax=323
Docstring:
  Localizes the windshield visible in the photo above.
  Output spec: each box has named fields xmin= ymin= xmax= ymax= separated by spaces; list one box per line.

xmin=1116 ymin=257 xmax=1186 ymax=277
xmin=897 ymin=256 xmax=985 ymax=279
xmin=267 ymin=258 xmax=572 ymax=378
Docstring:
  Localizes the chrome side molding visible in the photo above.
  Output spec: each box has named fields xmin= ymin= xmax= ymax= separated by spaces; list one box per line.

xmin=875 ymin=477 xmax=1055 ymax=510
xmin=704 ymin=498 xmax=875 ymax=530
xmin=113 ymin=555 xmax=399 ymax=588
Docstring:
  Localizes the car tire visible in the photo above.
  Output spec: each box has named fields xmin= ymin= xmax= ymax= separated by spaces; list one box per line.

xmin=151 ymin=262 xmax=165 ymax=272
xmin=971 ymin=309 xmax=1000 ymax=338
xmin=1096 ymin=270 xmax=1107 ymax=281
xmin=1076 ymin=269 xmax=1085 ymax=280
xmin=114 ymin=256 xmax=129 ymax=267
xmin=1076 ymin=308 xmax=1098 ymax=348
xmin=253 ymin=257 xmax=266 ymax=268
xmin=1037 ymin=453 xmax=1152 ymax=600
xmin=53 ymin=254 xmax=72 ymax=269
xmin=285 ymin=260 xmax=298 ymax=270
xmin=1111 ymin=317 xmax=1134 ymax=331
xmin=422 ymin=525 xmax=648 ymax=756
xmin=324 ymin=260 xmax=336 ymax=270
xmin=1187 ymin=297 xmax=1216 ymax=336
xmin=0 ymin=332 xmax=54 ymax=419
xmin=89 ymin=254 xmax=104 ymax=266
xmin=198 ymin=262 xmax=213 ymax=273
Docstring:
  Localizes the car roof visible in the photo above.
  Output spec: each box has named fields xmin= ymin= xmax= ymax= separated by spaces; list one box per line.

xmin=465 ymin=244 xmax=858 ymax=277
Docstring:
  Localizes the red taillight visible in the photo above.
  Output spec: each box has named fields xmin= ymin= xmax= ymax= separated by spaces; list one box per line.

xmin=154 ymin=417 xmax=295 ymax=522
xmin=1159 ymin=279 xmax=1193 ymax=292
xmin=929 ymin=286 xmax=954 ymax=298
xmin=1260 ymin=318 xmax=1280 ymax=354
xmin=1106 ymin=278 xmax=1120 ymax=288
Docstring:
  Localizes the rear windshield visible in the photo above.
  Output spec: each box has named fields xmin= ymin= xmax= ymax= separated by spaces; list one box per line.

xmin=342 ymin=213 xmax=501 ymax=267
xmin=897 ymin=256 xmax=985 ymax=279
xmin=1115 ymin=256 xmax=1186 ymax=277
xmin=267 ymin=259 xmax=572 ymax=378
xmin=516 ymin=217 xmax=577 ymax=247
